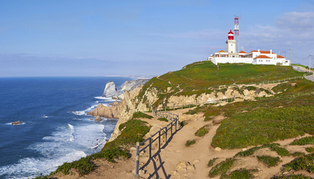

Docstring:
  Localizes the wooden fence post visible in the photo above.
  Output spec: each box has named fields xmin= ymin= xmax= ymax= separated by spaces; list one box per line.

xmin=158 ymin=129 xmax=161 ymax=150
xmin=149 ymin=134 xmax=152 ymax=159
xmin=135 ymin=142 xmax=140 ymax=177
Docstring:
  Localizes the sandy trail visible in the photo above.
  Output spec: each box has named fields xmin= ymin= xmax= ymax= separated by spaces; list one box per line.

xmin=51 ymin=108 xmax=314 ymax=179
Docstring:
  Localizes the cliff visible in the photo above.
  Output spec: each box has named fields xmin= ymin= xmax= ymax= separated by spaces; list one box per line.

xmin=102 ymin=79 xmax=150 ymax=99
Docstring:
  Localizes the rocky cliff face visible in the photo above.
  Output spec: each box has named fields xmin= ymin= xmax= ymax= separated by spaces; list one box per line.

xmin=89 ymin=80 xmax=278 ymax=142
xmin=102 ymin=79 xmax=150 ymax=99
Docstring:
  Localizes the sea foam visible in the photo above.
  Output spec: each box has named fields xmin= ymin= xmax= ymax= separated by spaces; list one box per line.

xmin=0 ymin=123 xmax=107 ymax=178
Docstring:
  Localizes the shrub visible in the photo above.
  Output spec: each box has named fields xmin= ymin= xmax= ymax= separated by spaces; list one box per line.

xmin=257 ymin=155 xmax=281 ymax=167
xmin=209 ymin=158 xmax=236 ymax=177
xmin=283 ymin=153 xmax=314 ymax=173
xmin=271 ymin=174 xmax=313 ymax=179
xmin=55 ymin=157 xmax=94 ymax=176
xmin=222 ymin=168 xmax=254 ymax=179
xmin=235 ymin=146 xmax=261 ymax=157
xmin=132 ymin=111 xmax=153 ymax=119
xmin=195 ymin=125 xmax=210 ymax=137
xmin=208 ymin=157 xmax=218 ymax=167
xmin=290 ymin=136 xmax=314 ymax=145
xmin=185 ymin=140 xmax=196 ymax=146
xmin=158 ymin=117 xmax=168 ymax=122
xmin=306 ymin=147 xmax=314 ymax=153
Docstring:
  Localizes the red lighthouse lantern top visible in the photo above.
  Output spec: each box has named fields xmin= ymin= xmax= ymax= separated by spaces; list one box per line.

xmin=228 ymin=30 xmax=234 ymax=40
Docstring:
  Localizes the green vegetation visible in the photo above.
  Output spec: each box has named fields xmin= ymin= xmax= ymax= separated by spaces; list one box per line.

xmin=235 ymin=143 xmax=290 ymax=157
xmin=272 ymin=174 xmax=314 ymax=179
xmin=221 ymin=168 xmax=254 ymax=179
xmin=257 ymin=155 xmax=281 ymax=167
xmin=157 ymin=117 xmax=168 ymax=122
xmin=108 ymin=119 xmax=150 ymax=148
xmin=209 ymin=158 xmax=236 ymax=177
xmin=290 ymin=136 xmax=314 ymax=145
xmin=209 ymin=79 xmax=314 ymax=149
xmin=306 ymin=147 xmax=314 ymax=153
xmin=136 ymin=61 xmax=305 ymax=108
xmin=282 ymin=153 xmax=314 ymax=173
xmin=207 ymin=157 xmax=218 ymax=167
xmin=185 ymin=140 xmax=196 ymax=146
xmin=195 ymin=124 xmax=210 ymax=137
xmin=132 ymin=111 xmax=153 ymax=119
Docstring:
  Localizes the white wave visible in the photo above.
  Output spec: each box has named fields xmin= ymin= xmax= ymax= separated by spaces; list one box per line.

xmin=43 ymin=115 xmax=48 ymax=118
xmin=71 ymin=104 xmax=99 ymax=116
xmin=94 ymin=96 xmax=111 ymax=100
xmin=0 ymin=150 xmax=87 ymax=179
xmin=0 ymin=123 xmax=110 ymax=178
xmin=68 ymin=124 xmax=75 ymax=141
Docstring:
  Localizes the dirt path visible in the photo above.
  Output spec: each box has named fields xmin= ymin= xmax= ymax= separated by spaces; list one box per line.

xmin=50 ymin=108 xmax=314 ymax=179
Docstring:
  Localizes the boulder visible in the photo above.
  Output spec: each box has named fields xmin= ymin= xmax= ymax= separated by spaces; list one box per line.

xmin=95 ymin=116 xmax=102 ymax=121
xmin=102 ymin=81 xmax=118 ymax=98
xmin=12 ymin=121 xmax=22 ymax=125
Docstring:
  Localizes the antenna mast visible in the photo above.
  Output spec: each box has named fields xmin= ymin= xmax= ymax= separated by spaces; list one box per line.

xmin=234 ymin=16 xmax=239 ymax=53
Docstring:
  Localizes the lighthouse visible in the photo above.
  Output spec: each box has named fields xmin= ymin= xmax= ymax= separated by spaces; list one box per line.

xmin=226 ymin=30 xmax=237 ymax=56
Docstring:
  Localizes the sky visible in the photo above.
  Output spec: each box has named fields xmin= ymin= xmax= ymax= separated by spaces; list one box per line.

xmin=0 ymin=0 xmax=314 ymax=77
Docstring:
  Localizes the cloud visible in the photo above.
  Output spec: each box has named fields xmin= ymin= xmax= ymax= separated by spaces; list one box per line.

xmin=277 ymin=12 xmax=314 ymax=31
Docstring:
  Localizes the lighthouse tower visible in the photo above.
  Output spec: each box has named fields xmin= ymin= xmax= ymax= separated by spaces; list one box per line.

xmin=226 ymin=30 xmax=237 ymax=57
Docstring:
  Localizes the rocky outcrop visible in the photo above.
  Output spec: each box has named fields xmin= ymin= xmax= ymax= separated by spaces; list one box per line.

xmin=102 ymin=79 xmax=150 ymax=99
xmin=91 ymin=80 xmax=279 ymax=143
xmin=12 ymin=121 xmax=22 ymax=125
xmin=102 ymin=81 xmax=118 ymax=98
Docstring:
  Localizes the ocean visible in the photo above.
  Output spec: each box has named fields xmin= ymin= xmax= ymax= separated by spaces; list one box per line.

xmin=0 ymin=77 xmax=132 ymax=179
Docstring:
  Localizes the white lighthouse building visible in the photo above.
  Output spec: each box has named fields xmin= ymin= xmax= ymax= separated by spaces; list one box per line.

xmin=208 ymin=18 xmax=291 ymax=66
xmin=226 ymin=30 xmax=237 ymax=57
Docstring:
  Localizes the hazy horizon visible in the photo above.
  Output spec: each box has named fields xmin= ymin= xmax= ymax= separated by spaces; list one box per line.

xmin=1 ymin=0 xmax=314 ymax=77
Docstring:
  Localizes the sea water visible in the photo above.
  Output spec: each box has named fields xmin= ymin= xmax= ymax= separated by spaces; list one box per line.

xmin=0 ymin=77 xmax=131 ymax=179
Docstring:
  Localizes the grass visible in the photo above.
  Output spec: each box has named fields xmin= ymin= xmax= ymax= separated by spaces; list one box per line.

xmin=136 ymin=62 xmax=305 ymax=108
xmin=235 ymin=143 xmax=290 ymax=157
xmin=157 ymin=117 xmax=168 ymax=122
xmin=208 ymin=157 xmax=218 ymax=167
xmin=211 ymin=83 xmax=314 ymax=149
xmin=132 ymin=111 xmax=153 ymax=119
xmin=290 ymin=136 xmax=314 ymax=145
xmin=282 ymin=153 xmax=314 ymax=173
xmin=195 ymin=124 xmax=210 ymax=137
xmin=272 ymin=174 xmax=314 ymax=179
xmin=306 ymin=147 xmax=314 ymax=153
xmin=221 ymin=168 xmax=254 ymax=179
xmin=185 ymin=140 xmax=196 ymax=146
xmin=257 ymin=155 xmax=281 ymax=167
xmin=209 ymin=158 xmax=236 ymax=177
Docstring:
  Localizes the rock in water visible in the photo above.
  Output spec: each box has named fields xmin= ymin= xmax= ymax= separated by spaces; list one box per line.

xmin=102 ymin=79 xmax=150 ymax=99
xmin=95 ymin=116 xmax=102 ymax=121
xmin=102 ymin=81 xmax=118 ymax=98
xmin=12 ymin=121 xmax=22 ymax=125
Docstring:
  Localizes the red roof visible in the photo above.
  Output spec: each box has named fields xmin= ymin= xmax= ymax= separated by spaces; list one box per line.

xmin=239 ymin=51 xmax=247 ymax=53
xmin=254 ymin=55 xmax=271 ymax=59
xmin=250 ymin=50 xmax=274 ymax=54
xmin=228 ymin=30 xmax=233 ymax=34
xmin=260 ymin=51 xmax=274 ymax=54
xmin=277 ymin=55 xmax=285 ymax=58
xmin=218 ymin=50 xmax=227 ymax=53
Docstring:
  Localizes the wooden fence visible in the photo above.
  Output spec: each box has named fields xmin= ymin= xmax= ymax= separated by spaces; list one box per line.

xmin=134 ymin=111 xmax=179 ymax=178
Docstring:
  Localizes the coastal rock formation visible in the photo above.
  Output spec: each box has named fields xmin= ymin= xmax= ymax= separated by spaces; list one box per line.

xmin=12 ymin=121 xmax=22 ymax=125
xmin=102 ymin=79 xmax=150 ymax=99
xmin=102 ymin=81 xmax=118 ymax=98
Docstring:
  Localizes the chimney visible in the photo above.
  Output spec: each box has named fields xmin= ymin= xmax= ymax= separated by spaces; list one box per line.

xmin=258 ymin=49 xmax=260 ymax=52
xmin=270 ymin=49 xmax=272 ymax=54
